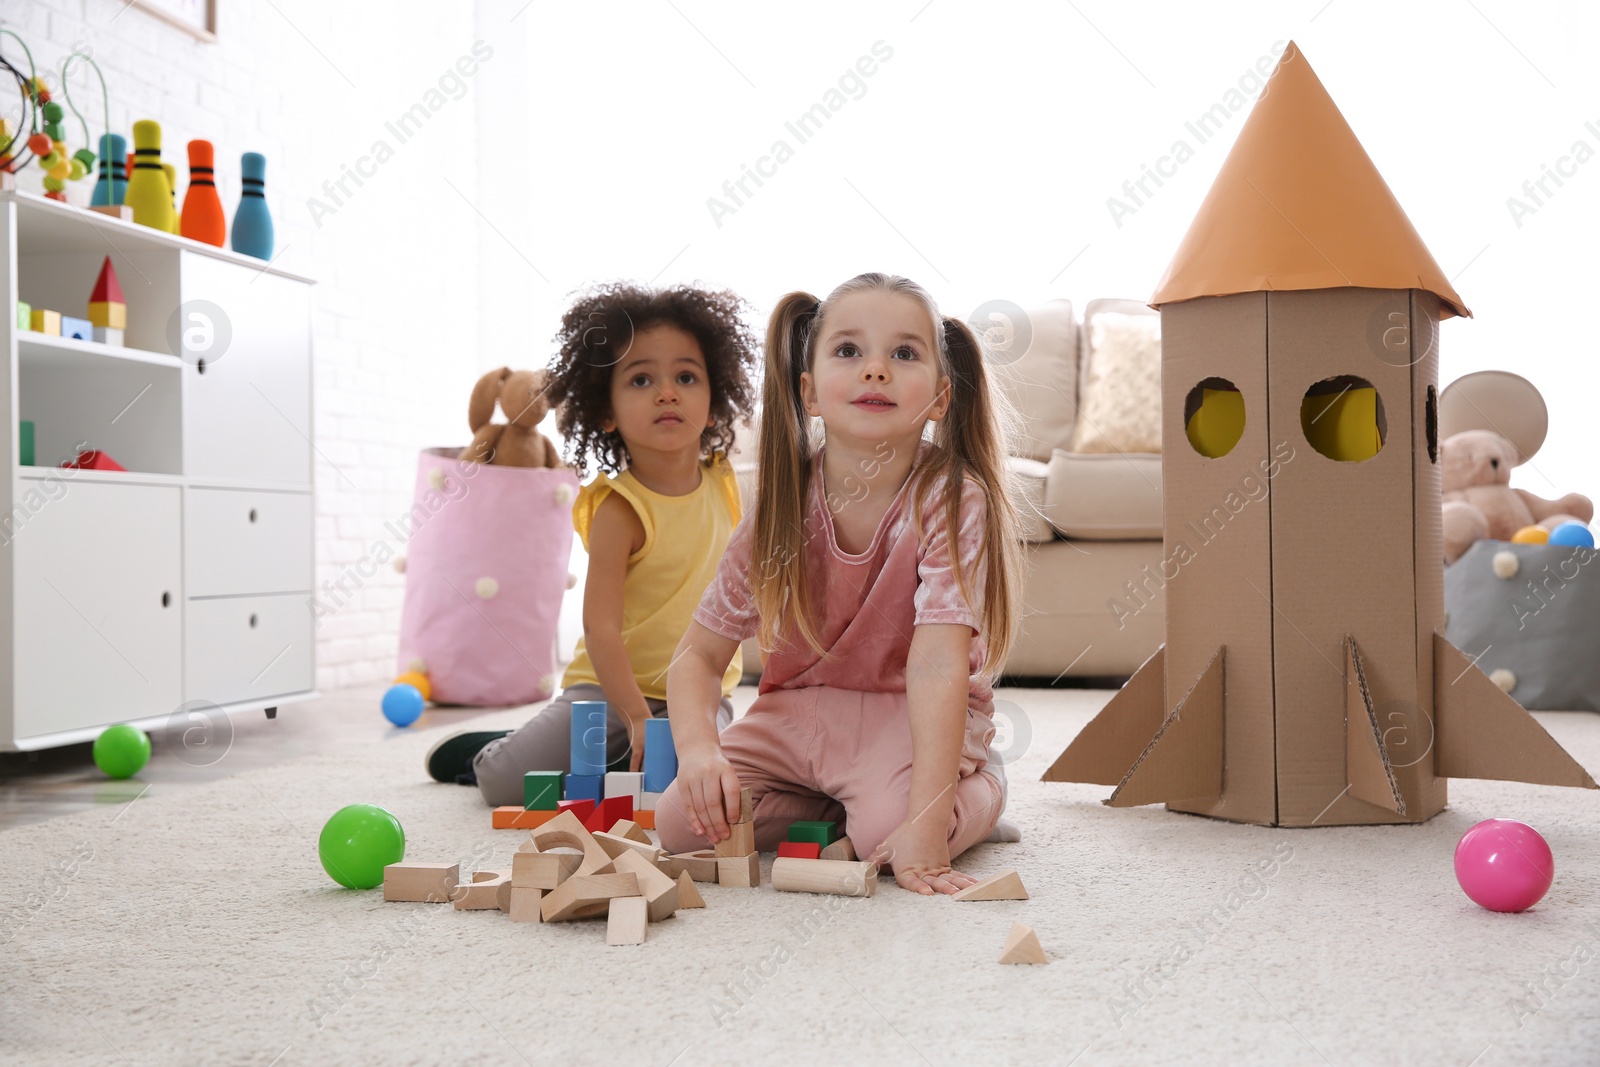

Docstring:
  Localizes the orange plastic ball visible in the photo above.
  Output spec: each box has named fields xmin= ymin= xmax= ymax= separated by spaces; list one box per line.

xmin=1511 ymin=526 xmax=1549 ymax=545
xmin=27 ymin=133 xmax=50 ymax=155
xmin=393 ymin=671 xmax=431 ymax=701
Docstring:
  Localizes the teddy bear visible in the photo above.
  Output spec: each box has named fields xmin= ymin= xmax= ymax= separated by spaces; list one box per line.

xmin=459 ymin=367 xmax=561 ymax=468
xmin=1440 ymin=428 xmax=1592 ymax=563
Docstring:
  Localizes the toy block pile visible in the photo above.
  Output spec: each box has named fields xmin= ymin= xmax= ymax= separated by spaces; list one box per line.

xmin=16 ymin=257 xmax=126 ymax=347
xmin=489 ymin=701 xmax=680 ymax=833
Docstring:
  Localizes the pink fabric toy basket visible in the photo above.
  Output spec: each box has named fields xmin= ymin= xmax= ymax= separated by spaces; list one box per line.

xmin=396 ymin=447 xmax=578 ymax=706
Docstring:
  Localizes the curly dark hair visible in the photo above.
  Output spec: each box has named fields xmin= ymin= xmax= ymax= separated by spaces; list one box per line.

xmin=546 ymin=281 xmax=760 ymax=476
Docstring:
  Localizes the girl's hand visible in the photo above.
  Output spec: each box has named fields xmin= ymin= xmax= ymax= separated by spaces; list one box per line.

xmin=869 ymin=818 xmax=979 ymax=896
xmin=625 ymin=715 xmax=648 ymax=774
xmin=675 ymin=744 xmax=742 ymax=844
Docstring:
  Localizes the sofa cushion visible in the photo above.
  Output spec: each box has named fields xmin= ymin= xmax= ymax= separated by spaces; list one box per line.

xmin=986 ymin=298 xmax=1078 ymax=462
xmin=1069 ymin=310 xmax=1162 ymax=454
xmin=1044 ymin=448 xmax=1163 ymax=540
xmin=1006 ymin=456 xmax=1056 ymax=543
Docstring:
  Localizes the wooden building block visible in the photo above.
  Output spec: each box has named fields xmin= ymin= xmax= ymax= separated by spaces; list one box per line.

xmin=511 ymin=808 xmax=559 ymax=830
xmin=717 ymin=853 xmax=760 ymax=888
xmin=953 ymin=868 xmax=1029 ymax=902
xmin=605 ymin=771 xmax=643 ymax=807
xmin=88 ymin=299 xmax=127 ymax=329
xmin=639 ymin=790 xmax=663 ymax=812
xmin=512 ymin=850 xmax=581 ymax=890
xmin=610 ymin=819 xmax=651 ymax=844
xmin=592 ymin=831 xmax=664 ymax=866
xmin=59 ymin=315 xmax=92 ymax=341
xmin=676 ymin=870 xmax=706 ymax=909
xmin=777 ymin=841 xmax=822 ymax=860
xmin=633 ymin=810 xmax=656 ymax=830
xmin=771 ymin=858 xmax=876 ymax=898
xmin=999 ymin=922 xmax=1047 ymax=965
xmin=557 ymin=798 xmax=596 ymax=823
xmin=738 ymin=786 xmax=753 ymax=824
xmin=540 ymin=872 xmax=640 ymax=922
xmin=89 ymin=204 xmax=133 ymax=220
xmin=452 ymin=869 xmax=510 ymax=911
xmin=606 ymin=895 xmax=648 ymax=946
xmin=383 ymin=862 xmax=458 ymax=903
xmin=508 ymin=886 xmax=543 ymax=923
xmin=660 ymin=850 xmax=718 ymax=882
xmin=585 ymin=795 xmax=633 ymax=834
xmin=611 ymin=848 xmax=680 ymax=922
xmin=497 ymin=879 xmax=514 ymax=913
xmin=91 ymin=326 xmax=123 ymax=346
xmin=819 ymin=836 xmax=856 ymax=862
xmin=29 ymin=309 xmax=61 ymax=336
xmin=523 ymin=770 xmax=562 ymax=810
xmin=786 ymin=820 xmax=841 ymax=847
xmin=714 ymin=819 xmax=755 ymax=858
xmin=527 ymin=808 xmax=613 ymax=875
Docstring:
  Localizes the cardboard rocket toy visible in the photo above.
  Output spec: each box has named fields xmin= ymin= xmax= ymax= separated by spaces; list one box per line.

xmin=1042 ymin=41 xmax=1598 ymax=827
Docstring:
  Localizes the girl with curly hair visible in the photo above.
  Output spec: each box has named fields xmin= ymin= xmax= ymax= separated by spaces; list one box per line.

xmin=426 ymin=282 xmax=760 ymax=806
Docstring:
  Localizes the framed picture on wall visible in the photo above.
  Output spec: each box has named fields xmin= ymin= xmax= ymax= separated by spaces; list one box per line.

xmin=130 ymin=0 xmax=217 ymax=43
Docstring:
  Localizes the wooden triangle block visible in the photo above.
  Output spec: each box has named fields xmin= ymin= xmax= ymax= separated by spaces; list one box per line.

xmin=1108 ymin=647 xmax=1224 ymax=807
xmin=953 ymin=868 xmax=1028 ymax=901
xmin=676 ymin=870 xmax=706 ymax=909
xmin=998 ymin=922 xmax=1046 ymax=965
xmin=1345 ymin=636 xmax=1404 ymax=814
xmin=1043 ymin=646 xmax=1167 ymax=785
xmin=1433 ymin=632 xmax=1598 ymax=789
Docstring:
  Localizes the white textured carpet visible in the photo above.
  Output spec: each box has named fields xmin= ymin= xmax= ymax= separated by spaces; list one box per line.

xmin=3 ymin=687 xmax=1599 ymax=1066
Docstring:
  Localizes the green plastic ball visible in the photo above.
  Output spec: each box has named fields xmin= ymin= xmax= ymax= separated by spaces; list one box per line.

xmin=93 ymin=724 xmax=151 ymax=779
xmin=318 ymin=804 xmax=405 ymax=889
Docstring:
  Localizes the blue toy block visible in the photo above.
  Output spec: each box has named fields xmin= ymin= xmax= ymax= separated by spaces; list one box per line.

xmin=641 ymin=717 xmax=677 ymax=793
xmin=60 ymin=315 xmax=93 ymax=341
xmin=523 ymin=770 xmax=562 ymax=810
xmin=564 ymin=772 xmax=603 ymax=804
xmin=570 ymin=700 xmax=608 ymax=777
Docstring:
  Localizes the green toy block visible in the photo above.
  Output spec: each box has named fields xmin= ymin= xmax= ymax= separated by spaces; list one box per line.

xmin=786 ymin=820 xmax=841 ymax=847
xmin=523 ymin=770 xmax=562 ymax=810
xmin=16 ymin=301 xmax=30 ymax=330
xmin=18 ymin=421 xmax=32 ymax=466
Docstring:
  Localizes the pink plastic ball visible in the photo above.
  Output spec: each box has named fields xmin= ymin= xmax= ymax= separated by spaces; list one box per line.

xmin=1454 ymin=819 xmax=1554 ymax=913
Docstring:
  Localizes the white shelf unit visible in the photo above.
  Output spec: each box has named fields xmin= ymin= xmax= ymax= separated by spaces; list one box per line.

xmin=0 ymin=190 xmax=319 ymax=750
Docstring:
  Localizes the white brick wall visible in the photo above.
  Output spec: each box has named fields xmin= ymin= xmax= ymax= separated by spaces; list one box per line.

xmin=6 ymin=0 xmax=544 ymax=693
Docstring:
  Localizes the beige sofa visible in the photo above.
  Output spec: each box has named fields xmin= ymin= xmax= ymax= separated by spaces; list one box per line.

xmin=730 ymin=296 xmax=1166 ymax=682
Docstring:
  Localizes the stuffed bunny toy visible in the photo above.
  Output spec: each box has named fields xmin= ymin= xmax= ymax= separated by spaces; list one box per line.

xmin=1440 ymin=428 xmax=1592 ymax=563
xmin=459 ymin=367 xmax=561 ymax=468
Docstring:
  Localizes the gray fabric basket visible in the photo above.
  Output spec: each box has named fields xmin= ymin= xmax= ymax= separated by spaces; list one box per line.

xmin=1444 ymin=540 xmax=1600 ymax=712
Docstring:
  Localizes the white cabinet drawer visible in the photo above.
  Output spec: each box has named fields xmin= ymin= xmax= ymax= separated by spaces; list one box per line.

xmin=186 ymin=488 xmax=312 ymax=597
xmin=185 ymin=594 xmax=314 ymax=705
xmin=15 ymin=481 xmax=183 ymax=737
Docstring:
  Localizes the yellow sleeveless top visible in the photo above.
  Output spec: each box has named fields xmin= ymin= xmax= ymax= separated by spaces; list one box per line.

xmin=561 ymin=455 xmax=744 ymax=700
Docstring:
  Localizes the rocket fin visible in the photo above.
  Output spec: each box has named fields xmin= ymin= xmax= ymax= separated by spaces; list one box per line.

xmin=1041 ymin=645 xmax=1167 ymax=785
xmin=1107 ymin=647 xmax=1225 ymax=807
xmin=1344 ymin=636 xmax=1404 ymax=815
xmin=1433 ymin=632 xmax=1598 ymax=789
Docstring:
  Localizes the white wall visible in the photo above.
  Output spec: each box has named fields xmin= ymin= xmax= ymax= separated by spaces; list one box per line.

xmin=8 ymin=0 xmax=1597 ymax=694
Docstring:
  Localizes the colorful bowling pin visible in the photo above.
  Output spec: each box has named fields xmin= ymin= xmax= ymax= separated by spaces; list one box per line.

xmin=231 ymin=151 xmax=273 ymax=260
xmin=160 ymin=162 xmax=180 ymax=233
xmin=91 ymin=133 xmax=127 ymax=206
xmin=125 ymin=120 xmax=176 ymax=233
xmin=180 ymin=140 xmax=225 ymax=246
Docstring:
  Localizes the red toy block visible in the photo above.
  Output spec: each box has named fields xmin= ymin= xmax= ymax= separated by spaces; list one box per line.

xmin=584 ymin=795 xmax=633 ymax=834
xmin=62 ymin=450 xmax=125 ymax=471
xmin=777 ymin=841 xmax=822 ymax=860
xmin=557 ymin=798 xmax=595 ymax=823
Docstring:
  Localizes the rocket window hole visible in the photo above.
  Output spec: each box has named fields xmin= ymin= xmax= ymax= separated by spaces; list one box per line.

xmin=1426 ymin=385 xmax=1437 ymax=463
xmin=1302 ymin=375 xmax=1386 ymax=462
xmin=1184 ymin=378 xmax=1245 ymax=458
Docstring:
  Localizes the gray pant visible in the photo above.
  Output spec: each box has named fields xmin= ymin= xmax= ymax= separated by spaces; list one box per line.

xmin=472 ymin=683 xmax=736 ymax=808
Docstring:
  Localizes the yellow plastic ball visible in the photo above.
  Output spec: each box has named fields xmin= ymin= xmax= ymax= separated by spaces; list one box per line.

xmin=1511 ymin=525 xmax=1549 ymax=545
xmin=393 ymin=670 xmax=431 ymax=701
